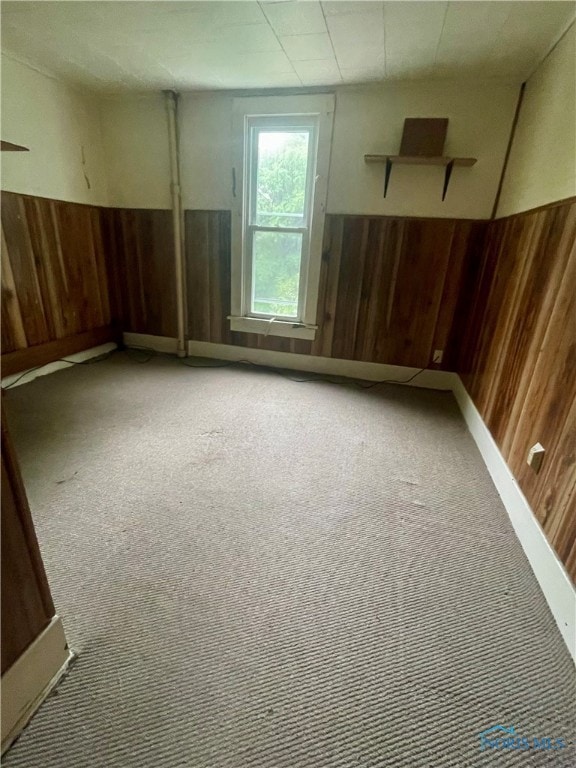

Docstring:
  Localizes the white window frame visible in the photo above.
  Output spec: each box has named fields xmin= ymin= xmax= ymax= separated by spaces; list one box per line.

xmin=230 ymin=95 xmax=335 ymax=341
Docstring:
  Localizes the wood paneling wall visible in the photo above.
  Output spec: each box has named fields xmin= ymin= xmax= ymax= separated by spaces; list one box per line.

xmin=101 ymin=208 xmax=176 ymax=338
xmin=458 ymin=199 xmax=576 ymax=581
xmin=0 ymin=194 xmax=176 ymax=369
xmin=186 ymin=211 xmax=488 ymax=369
xmin=1 ymin=196 xmax=486 ymax=371
xmin=1 ymin=400 xmax=55 ymax=673
xmin=1 ymin=192 xmax=114 ymax=360
xmin=185 ymin=211 xmax=232 ymax=347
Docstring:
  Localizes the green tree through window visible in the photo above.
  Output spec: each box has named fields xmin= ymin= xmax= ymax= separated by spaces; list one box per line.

xmin=252 ymin=131 xmax=309 ymax=317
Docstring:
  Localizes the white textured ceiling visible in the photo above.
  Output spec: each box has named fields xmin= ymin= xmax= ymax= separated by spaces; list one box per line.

xmin=2 ymin=1 xmax=575 ymax=92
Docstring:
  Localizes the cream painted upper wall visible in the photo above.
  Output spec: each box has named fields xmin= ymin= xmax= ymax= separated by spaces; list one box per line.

xmin=497 ymin=24 xmax=576 ymax=218
xmin=179 ymin=94 xmax=234 ymax=212
xmin=1 ymin=54 xmax=108 ymax=206
xmin=329 ymin=82 xmax=518 ymax=218
xmin=102 ymin=81 xmax=519 ymax=219
xmin=100 ymin=92 xmax=233 ymax=210
xmin=99 ymin=94 xmax=171 ymax=209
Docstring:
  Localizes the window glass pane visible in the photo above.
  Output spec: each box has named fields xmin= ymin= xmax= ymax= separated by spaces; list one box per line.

xmin=255 ymin=131 xmax=309 ymax=228
xmin=251 ymin=231 xmax=302 ymax=317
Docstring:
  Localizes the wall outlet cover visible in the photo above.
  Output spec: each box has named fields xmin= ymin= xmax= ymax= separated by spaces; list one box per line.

xmin=527 ymin=442 xmax=545 ymax=472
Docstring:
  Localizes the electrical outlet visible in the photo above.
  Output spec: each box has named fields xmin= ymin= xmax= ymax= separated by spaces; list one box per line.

xmin=527 ymin=443 xmax=545 ymax=473
xmin=433 ymin=349 xmax=443 ymax=364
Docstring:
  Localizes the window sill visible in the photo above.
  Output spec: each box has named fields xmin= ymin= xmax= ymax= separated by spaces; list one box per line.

xmin=228 ymin=316 xmax=317 ymax=340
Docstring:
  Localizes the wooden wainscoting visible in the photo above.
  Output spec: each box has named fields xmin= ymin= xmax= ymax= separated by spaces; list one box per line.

xmin=1 ymin=400 xmax=55 ymax=673
xmin=458 ymin=199 xmax=576 ymax=580
xmin=313 ymin=215 xmax=487 ymax=367
xmin=185 ymin=210 xmax=232 ymax=346
xmin=101 ymin=207 xmax=176 ymax=339
xmin=1 ymin=192 xmax=117 ymax=373
xmin=186 ymin=211 xmax=488 ymax=369
xmin=1 ymin=399 xmax=71 ymax=753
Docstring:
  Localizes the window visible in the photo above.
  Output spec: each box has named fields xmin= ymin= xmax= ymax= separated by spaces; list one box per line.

xmin=230 ymin=96 xmax=335 ymax=340
xmin=249 ymin=122 xmax=313 ymax=320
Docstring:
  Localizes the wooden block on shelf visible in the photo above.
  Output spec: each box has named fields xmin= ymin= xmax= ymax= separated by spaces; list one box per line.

xmin=399 ymin=118 xmax=448 ymax=158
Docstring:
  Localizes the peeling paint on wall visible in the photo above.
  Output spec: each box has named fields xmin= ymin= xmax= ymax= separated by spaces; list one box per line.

xmin=81 ymin=145 xmax=91 ymax=190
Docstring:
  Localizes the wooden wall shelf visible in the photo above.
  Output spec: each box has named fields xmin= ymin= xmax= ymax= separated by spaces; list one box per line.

xmin=364 ymin=154 xmax=477 ymax=200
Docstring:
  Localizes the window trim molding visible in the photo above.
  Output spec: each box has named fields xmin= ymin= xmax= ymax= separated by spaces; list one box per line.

xmin=227 ymin=315 xmax=317 ymax=340
xmin=231 ymin=94 xmax=335 ymax=340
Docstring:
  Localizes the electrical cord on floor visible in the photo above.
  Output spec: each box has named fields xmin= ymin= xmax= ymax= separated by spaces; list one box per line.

xmin=180 ymin=358 xmax=240 ymax=369
xmin=1 ymin=351 xmax=115 ymax=390
xmin=1 ymin=346 xmax=151 ymax=390
xmin=0 ymin=345 xmax=223 ymax=391
xmin=2 ymin=365 xmax=48 ymax=390
xmin=1 ymin=345 xmax=427 ymax=392
xmin=121 ymin=347 xmax=158 ymax=364
xmin=233 ymin=360 xmax=427 ymax=388
xmin=177 ymin=349 xmax=427 ymax=388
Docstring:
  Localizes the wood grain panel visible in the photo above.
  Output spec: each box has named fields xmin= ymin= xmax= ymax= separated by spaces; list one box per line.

xmin=1 ymin=194 xmax=50 ymax=349
xmin=1 ymin=399 xmax=55 ymax=673
xmin=101 ymin=207 xmax=176 ymax=338
xmin=1 ymin=192 xmax=114 ymax=361
xmin=186 ymin=211 xmax=486 ymax=370
xmin=459 ymin=199 xmax=576 ymax=581
xmin=311 ymin=218 xmax=342 ymax=359
xmin=185 ymin=210 xmax=232 ymax=345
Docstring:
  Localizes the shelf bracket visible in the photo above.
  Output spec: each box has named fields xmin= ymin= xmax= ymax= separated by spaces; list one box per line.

xmin=383 ymin=157 xmax=393 ymax=198
xmin=442 ymin=159 xmax=455 ymax=201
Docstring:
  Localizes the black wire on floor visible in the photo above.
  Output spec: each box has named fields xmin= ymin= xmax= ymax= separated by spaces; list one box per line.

xmin=1 ymin=346 xmax=168 ymax=391
xmin=1 ymin=345 xmax=427 ymax=392
xmin=1 ymin=349 xmax=118 ymax=390
xmin=132 ymin=346 xmax=428 ymax=389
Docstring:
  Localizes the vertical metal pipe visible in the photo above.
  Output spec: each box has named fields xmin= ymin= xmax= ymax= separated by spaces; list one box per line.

xmin=164 ymin=90 xmax=187 ymax=358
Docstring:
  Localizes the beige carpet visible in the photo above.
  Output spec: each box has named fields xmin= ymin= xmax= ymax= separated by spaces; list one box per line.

xmin=3 ymin=352 xmax=574 ymax=767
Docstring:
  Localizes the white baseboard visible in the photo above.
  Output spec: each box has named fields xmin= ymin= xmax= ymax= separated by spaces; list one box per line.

xmin=187 ymin=339 xmax=456 ymax=390
xmin=123 ymin=333 xmax=453 ymax=389
xmin=1 ymin=616 xmax=73 ymax=754
xmin=123 ymin=333 xmax=179 ymax=355
xmin=452 ymin=376 xmax=576 ymax=661
xmin=1 ymin=343 xmax=117 ymax=390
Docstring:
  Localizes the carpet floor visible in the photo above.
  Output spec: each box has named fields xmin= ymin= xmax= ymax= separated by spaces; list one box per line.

xmin=3 ymin=352 xmax=574 ymax=767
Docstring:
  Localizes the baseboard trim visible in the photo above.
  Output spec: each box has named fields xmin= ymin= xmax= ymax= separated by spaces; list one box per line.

xmin=123 ymin=332 xmax=179 ymax=355
xmin=123 ymin=334 xmax=455 ymax=388
xmin=1 ymin=343 xmax=117 ymax=389
xmin=452 ymin=376 xmax=575 ymax=661
xmin=1 ymin=325 xmax=118 ymax=377
xmin=1 ymin=616 xmax=73 ymax=755
xmin=186 ymin=339 xmax=456 ymax=390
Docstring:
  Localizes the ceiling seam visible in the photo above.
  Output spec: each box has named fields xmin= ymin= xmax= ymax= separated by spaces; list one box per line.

xmin=0 ymin=48 xmax=100 ymax=97
xmin=524 ymin=15 xmax=575 ymax=83
xmin=432 ymin=2 xmax=450 ymax=69
xmin=319 ymin=1 xmax=343 ymax=83
xmin=256 ymin=0 xmax=303 ymax=86
xmin=382 ymin=1 xmax=387 ymax=80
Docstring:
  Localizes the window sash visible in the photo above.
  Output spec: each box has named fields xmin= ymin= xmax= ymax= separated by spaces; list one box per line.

xmin=244 ymin=118 xmax=318 ymax=322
